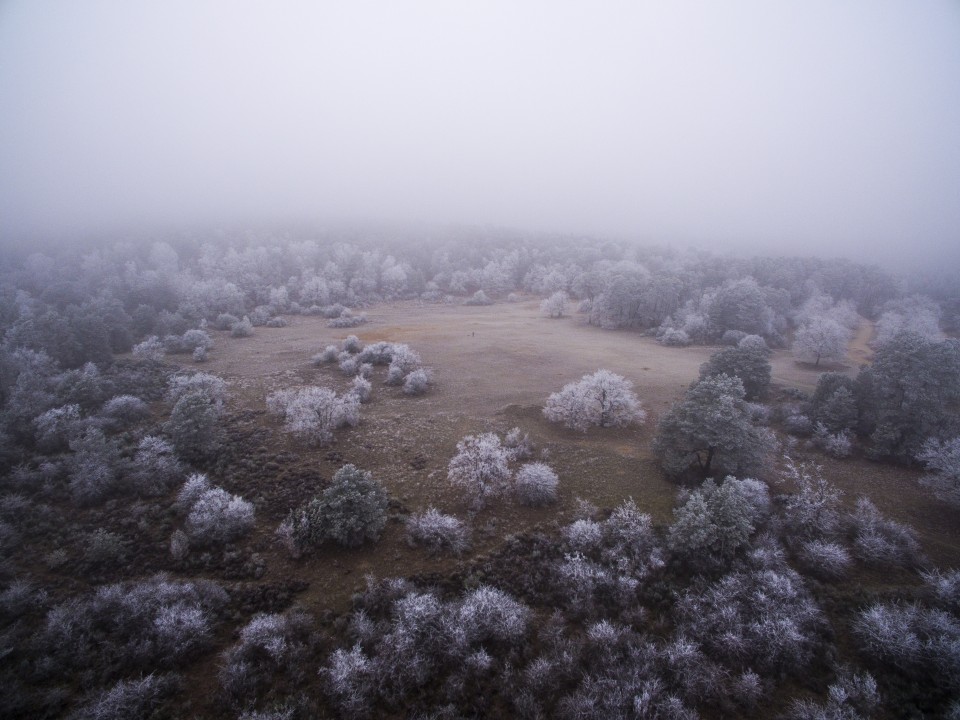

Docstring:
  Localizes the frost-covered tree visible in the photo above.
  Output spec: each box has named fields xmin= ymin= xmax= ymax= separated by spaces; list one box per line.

xmin=540 ymin=291 xmax=569 ymax=318
xmin=184 ymin=485 xmax=255 ymax=546
xmin=793 ymin=315 xmax=849 ymax=366
xmin=918 ymin=437 xmax=960 ymax=506
xmin=129 ymin=435 xmax=184 ymax=496
xmin=668 ymin=477 xmax=757 ymax=565
xmin=167 ymin=390 xmax=224 ymax=463
xmin=857 ymin=332 xmax=960 ymax=461
xmin=698 ymin=335 xmax=771 ymax=401
xmin=447 ymin=432 xmax=512 ymax=509
xmin=266 ymin=386 xmax=360 ymax=446
xmin=543 ymin=369 xmax=646 ymax=432
xmin=653 ymin=374 xmax=775 ymax=478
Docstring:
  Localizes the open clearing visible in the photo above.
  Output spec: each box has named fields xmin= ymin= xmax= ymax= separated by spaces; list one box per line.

xmin=201 ymin=300 xmax=955 ymax=614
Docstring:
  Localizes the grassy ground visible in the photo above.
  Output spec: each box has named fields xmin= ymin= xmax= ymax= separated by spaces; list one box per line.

xmin=197 ymin=299 xmax=956 ymax=624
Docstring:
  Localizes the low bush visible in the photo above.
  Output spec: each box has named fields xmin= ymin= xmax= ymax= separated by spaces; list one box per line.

xmin=406 ymin=508 xmax=470 ymax=555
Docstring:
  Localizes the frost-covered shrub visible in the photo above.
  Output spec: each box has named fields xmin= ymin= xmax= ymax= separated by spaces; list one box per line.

xmin=280 ymin=464 xmax=388 ymax=553
xmin=169 ymin=529 xmax=189 ymax=561
xmin=854 ymin=601 xmax=960 ymax=689
xmin=314 ymin=344 xmax=339 ymax=365
xmin=784 ymin=412 xmax=814 ymax=436
xmin=214 ymin=313 xmax=240 ymax=330
xmin=385 ymin=344 xmax=421 ymax=385
xmin=129 ymin=435 xmax=184 ymax=496
xmin=34 ymin=404 xmax=83 ymax=451
xmin=780 ymin=457 xmax=844 ymax=540
xmin=132 ymin=336 xmax=165 ymax=362
xmin=918 ymin=437 xmax=960 ymax=506
xmin=184 ymin=486 xmax=255 ymax=546
xmin=230 ymin=316 xmax=254 ymax=337
xmin=328 ymin=311 xmax=367 ymax=328
xmin=249 ymin=306 xmax=271 ymax=326
xmin=266 ymin=386 xmax=360 ymax=446
xmin=812 ymin=422 xmax=853 ymax=458
xmin=544 ymin=369 xmax=646 ymax=431
xmin=219 ymin=610 xmax=313 ymax=706
xmin=456 ymin=586 xmax=530 ymax=644
xmin=675 ymin=566 xmax=824 ymax=674
xmin=322 ymin=643 xmax=374 ymax=716
xmin=101 ymin=395 xmax=150 ymax=425
xmin=721 ymin=329 xmax=748 ymax=346
xmin=659 ymin=328 xmax=692 ymax=347
xmin=165 ymin=372 xmax=228 ymax=408
xmin=447 ymin=433 xmax=512 ymax=509
xmin=850 ymin=497 xmax=924 ymax=568
xmin=464 ymin=290 xmax=492 ymax=306
xmin=554 ymin=552 xmax=637 ymax=615
xmin=175 ymin=473 xmax=211 ymax=513
xmin=402 ymin=368 xmax=432 ymax=396
xmin=783 ymin=668 xmax=879 ymax=720
xmin=180 ymin=328 xmax=213 ymax=352
xmin=406 ymin=508 xmax=471 ymax=555
xmin=83 ymin=528 xmax=127 ymax=567
xmin=503 ymin=426 xmax=534 ymax=460
xmin=348 ymin=375 xmax=372 ymax=403
xmin=68 ymin=673 xmax=179 ymax=720
xmin=68 ymin=428 xmax=122 ymax=505
xmin=798 ymin=540 xmax=853 ymax=579
xmin=601 ymin=499 xmax=665 ymax=578
xmin=342 ymin=335 xmax=363 ymax=353
xmin=338 ymin=351 xmax=361 ymax=375
xmin=37 ymin=575 xmax=227 ymax=680
xmin=358 ymin=341 xmax=394 ymax=365
xmin=513 ymin=462 xmax=559 ymax=506
xmin=562 ymin=519 xmax=603 ymax=552
xmin=192 ymin=346 xmax=207 ymax=362
xmin=924 ymin=568 xmax=960 ymax=613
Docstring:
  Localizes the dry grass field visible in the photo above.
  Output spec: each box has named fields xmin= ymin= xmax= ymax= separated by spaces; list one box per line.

xmin=199 ymin=299 xmax=956 ymax=618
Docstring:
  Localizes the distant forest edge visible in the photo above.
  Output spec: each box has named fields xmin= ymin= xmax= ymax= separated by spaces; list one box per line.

xmin=2 ymin=227 xmax=958 ymax=372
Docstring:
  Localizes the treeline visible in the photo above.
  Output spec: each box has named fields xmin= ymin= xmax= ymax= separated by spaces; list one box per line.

xmin=1 ymin=226 xmax=937 ymax=373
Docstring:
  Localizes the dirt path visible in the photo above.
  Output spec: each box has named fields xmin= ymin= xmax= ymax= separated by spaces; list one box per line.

xmin=846 ymin=315 xmax=875 ymax=366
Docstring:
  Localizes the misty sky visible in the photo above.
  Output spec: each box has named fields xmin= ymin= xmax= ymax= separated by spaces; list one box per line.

xmin=1 ymin=1 xmax=959 ymax=268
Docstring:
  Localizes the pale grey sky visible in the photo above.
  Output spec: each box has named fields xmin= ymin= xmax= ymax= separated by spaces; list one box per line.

xmin=1 ymin=1 xmax=958 ymax=268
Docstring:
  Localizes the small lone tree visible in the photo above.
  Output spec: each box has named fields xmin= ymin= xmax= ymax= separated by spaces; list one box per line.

xmin=793 ymin=316 xmax=849 ymax=367
xmin=280 ymin=464 xmax=388 ymax=553
xmin=653 ymin=374 xmax=775 ymax=478
xmin=543 ymin=369 xmax=646 ymax=432
xmin=540 ymin=291 xmax=569 ymax=318
xmin=447 ymin=433 xmax=512 ymax=509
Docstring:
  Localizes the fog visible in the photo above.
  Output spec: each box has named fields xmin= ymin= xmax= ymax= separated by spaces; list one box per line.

xmin=1 ymin=0 xmax=959 ymax=269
